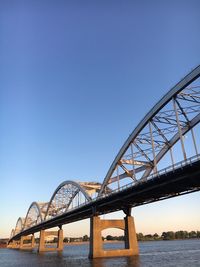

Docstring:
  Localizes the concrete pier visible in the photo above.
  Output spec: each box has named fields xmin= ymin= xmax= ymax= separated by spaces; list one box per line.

xmin=20 ymin=235 xmax=35 ymax=250
xmin=89 ymin=215 xmax=139 ymax=258
xmin=38 ymin=229 xmax=63 ymax=252
xmin=7 ymin=240 xmax=20 ymax=249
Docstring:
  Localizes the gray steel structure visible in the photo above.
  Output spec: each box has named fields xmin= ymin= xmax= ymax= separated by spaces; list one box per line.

xmin=100 ymin=65 xmax=200 ymax=195
xmin=9 ymin=65 xmax=200 ymax=242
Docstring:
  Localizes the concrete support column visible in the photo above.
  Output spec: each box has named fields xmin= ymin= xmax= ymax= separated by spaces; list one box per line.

xmin=57 ymin=229 xmax=64 ymax=251
xmin=38 ymin=230 xmax=45 ymax=252
xmin=31 ymin=235 xmax=35 ymax=249
xmin=7 ymin=240 xmax=19 ymax=249
xmin=20 ymin=235 xmax=35 ymax=250
xmin=20 ymin=236 xmax=24 ymax=249
xmin=38 ymin=229 xmax=63 ymax=252
xmin=124 ymin=216 xmax=139 ymax=255
xmin=89 ymin=216 xmax=102 ymax=258
xmin=89 ymin=215 xmax=139 ymax=258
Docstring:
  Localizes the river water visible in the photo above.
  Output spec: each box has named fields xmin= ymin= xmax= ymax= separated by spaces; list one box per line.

xmin=0 ymin=239 xmax=200 ymax=267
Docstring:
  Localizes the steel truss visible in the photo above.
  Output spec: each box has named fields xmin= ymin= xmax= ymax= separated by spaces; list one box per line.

xmin=99 ymin=65 xmax=200 ymax=195
xmin=12 ymin=181 xmax=102 ymax=235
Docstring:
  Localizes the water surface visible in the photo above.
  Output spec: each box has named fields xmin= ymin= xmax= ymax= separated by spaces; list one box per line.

xmin=0 ymin=239 xmax=200 ymax=267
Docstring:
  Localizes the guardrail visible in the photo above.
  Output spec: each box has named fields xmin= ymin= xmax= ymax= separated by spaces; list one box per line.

xmin=100 ymin=153 xmax=200 ymax=197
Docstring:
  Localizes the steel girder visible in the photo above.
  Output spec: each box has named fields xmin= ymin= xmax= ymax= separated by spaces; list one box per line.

xmin=99 ymin=65 xmax=200 ymax=196
xmin=10 ymin=181 xmax=95 ymax=238
xmin=14 ymin=217 xmax=25 ymax=235
xmin=44 ymin=180 xmax=92 ymax=220
xmin=10 ymin=181 xmax=93 ymax=238
xmin=10 ymin=229 xmax=15 ymax=239
xmin=23 ymin=202 xmax=44 ymax=230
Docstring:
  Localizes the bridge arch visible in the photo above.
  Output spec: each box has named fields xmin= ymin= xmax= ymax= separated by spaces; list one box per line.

xmin=99 ymin=65 xmax=200 ymax=196
xmin=23 ymin=202 xmax=43 ymax=230
xmin=10 ymin=229 xmax=15 ymax=239
xmin=45 ymin=180 xmax=92 ymax=220
xmin=14 ymin=217 xmax=25 ymax=235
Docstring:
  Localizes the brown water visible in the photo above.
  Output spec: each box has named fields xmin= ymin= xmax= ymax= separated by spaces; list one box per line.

xmin=0 ymin=239 xmax=200 ymax=267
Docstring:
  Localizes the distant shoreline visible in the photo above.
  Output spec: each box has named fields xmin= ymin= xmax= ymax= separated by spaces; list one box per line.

xmin=62 ymin=238 xmax=200 ymax=246
xmin=0 ymin=244 xmax=7 ymax=248
xmin=2 ymin=238 xmax=200 ymax=249
xmin=0 ymin=240 xmax=123 ymax=249
xmin=63 ymin=240 xmax=123 ymax=246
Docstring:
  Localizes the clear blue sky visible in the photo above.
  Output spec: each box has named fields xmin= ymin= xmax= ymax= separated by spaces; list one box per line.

xmin=0 ymin=0 xmax=200 ymax=238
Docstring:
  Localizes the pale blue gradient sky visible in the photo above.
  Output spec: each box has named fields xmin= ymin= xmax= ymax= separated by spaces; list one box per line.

xmin=0 ymin=0 xmax=200 ymax=238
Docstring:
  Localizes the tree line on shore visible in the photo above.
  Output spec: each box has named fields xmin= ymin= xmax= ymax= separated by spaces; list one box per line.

xmin=104 ymin=230 xmax=200 ymax=241
xmin=2 ymin=230 xmax=199 ymax=245
xmin=44 ymin=230 xmax=200 ymax=243
xmin=136 ymin=230 xmax=200 ymax=241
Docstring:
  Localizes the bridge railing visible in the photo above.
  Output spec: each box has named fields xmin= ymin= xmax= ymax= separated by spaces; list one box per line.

xmin=98 ymin=153 xmax=200 ymax=198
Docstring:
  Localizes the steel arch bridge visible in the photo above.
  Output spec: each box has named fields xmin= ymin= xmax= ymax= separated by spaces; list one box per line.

xmin=9 ymin=66 xmax=200 ymax=257
xmin=10 ymin=181 xmax=103 ymax=238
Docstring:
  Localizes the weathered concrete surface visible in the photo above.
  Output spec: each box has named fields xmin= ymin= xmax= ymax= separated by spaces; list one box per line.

xmin=7 ymin=240 xmax=20 ymax=249
xmin=38 ymin=229 xmax=63 ymax=252
xmin=19 ymin=235 xmax=35 ymax=250
xmin=89 ymin=215 xmax=139 ymax=258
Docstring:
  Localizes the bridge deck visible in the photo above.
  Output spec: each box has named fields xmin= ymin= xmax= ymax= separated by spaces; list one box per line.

xmin=11 ymin=158 xmax=200 ymax=242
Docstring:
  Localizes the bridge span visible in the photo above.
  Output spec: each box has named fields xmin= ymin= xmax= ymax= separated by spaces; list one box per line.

xmin=8 ymin=65 xmax=200 ymax=258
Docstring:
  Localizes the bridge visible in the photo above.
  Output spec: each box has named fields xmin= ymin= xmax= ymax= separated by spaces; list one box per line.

xmin=8 ymin=66 xmax=200 ymax=258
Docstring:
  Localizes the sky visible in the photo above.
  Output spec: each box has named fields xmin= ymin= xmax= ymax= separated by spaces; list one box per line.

xmin=0 ymin=0 xmax=200 ymax=238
